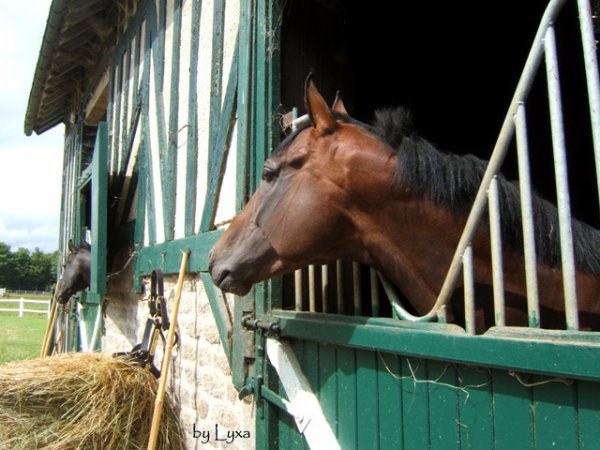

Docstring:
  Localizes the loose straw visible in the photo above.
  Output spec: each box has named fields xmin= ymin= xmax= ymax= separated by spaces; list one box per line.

xmin=147 ymin=250 xmax=190 ymax=450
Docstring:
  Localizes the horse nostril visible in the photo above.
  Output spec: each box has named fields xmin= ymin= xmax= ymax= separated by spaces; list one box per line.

xmin=214 ymin=268 xmax=231 ymax=287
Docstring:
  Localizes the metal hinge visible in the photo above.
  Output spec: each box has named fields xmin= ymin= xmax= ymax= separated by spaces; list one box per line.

xmin=241 ymin=315 xmax=281 ymax=337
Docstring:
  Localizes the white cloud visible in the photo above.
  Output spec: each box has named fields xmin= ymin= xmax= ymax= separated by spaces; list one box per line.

xmin=0 ymin=0 xmax=64 ymax=252
xmin=0 ymin=218 xmax=58 ymax=253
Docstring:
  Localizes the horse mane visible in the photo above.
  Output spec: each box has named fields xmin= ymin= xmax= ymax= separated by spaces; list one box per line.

xmin=371 ymin=107 xmax=600 ymax=275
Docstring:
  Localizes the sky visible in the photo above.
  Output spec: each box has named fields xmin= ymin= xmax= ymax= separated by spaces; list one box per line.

xmin=0 ymin=0 xmax=64 ymax=253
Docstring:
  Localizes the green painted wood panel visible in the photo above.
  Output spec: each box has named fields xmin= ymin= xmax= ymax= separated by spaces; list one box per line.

xmin=428 ymin=361 xmax=460 ymax=450
xmin=184 ymin=0 xmax=202 ymax=236
xmin=135 ymin=229 xmax=221 ymax=275
xmin=533 ymin=377 xmax=578 ymax=450
xmin=200 ymin=45 xmax=239 ymax=232
xmin=119 ymin=41 xmax=132 ymax=174
xmin=356 ymin=349 xmax=379 ymax=449
xmin=458 ymin=367 xmax=494 ymax=450
xmin=377 ymin=353 xmax=403 ymax=450
xmin=319 ymin=345 xmax=338 ymax=437
xmin=164 ymin=0 xmax=182 ymax=241
xmin=262 ymin=334 xmax=600 ymax=450
xmin=88 ymin=122 xmax=108 ymax=302
xmin=401 ymin=357 xmax=429 ymax=450
xmin=112 ymin=53 xmax=124 ymax=172
xmin=337 ymin=347 xmax=358 ymax=450
xmin=236 ymin=0 xmax=252 ymax=211
xmin=273 ymin=311 xmax=600 ymax=381
xmin=493 ymin=369 xmax=533 ymax=449
xmin=578 ymin=380 xmax=600 ymax=449
xmin=199 ymin=272 xmax=231 ymax=362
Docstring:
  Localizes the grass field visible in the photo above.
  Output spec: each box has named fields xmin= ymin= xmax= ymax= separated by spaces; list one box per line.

xmin=0 ymin=312 xmax=48 ymax=364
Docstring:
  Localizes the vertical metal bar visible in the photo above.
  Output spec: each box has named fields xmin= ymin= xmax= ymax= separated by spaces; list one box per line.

xmin=291 ymin=107 xmax=303 ymax=312
xmin=434 ymin=0 xmax=569 ymax=314
xmin=336 ymin=260 xmax=345 ymax=314
xmin=545 ymin=25 xmax=579 ymax=330
xmin=352 ymin=262 xmax=362 ymax=316
xmin=370 ymin=269 xmax=380 ymax=317
xmin=488 ymin=176 xmax=506 ymax=327
xmin=321 ymin=265 xmax=329 ymax=313
xmin=577 ymin=0 xmax=600 ymax=207
xmin=308 ymin=265 xmax=316 ymax=312
xmin=515 ymin=103 xmax=541 ymax=327
xmin=294 ymin=270 xmax=303 ymax=311
xmin=462 ymin=245 xmax=476 ymax=335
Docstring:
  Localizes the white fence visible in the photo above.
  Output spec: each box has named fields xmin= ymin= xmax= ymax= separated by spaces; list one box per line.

xmin=0 ymin=298 xmax=51 ymax=318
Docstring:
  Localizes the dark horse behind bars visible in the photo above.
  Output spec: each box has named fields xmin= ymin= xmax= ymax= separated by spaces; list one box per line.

xmin=56 ymin=239 xmax=91 ymax=304
xmin=209 ymin=77 xmax=600 ymax=331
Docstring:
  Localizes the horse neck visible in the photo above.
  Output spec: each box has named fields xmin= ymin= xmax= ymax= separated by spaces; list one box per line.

xmin=341 ymin=147 xmax=468 ymax=313
xmin=77 ymin=252 xmax=92 ymax=285
xmin=357 ymin=190 xmax=600 ymax=323
xmin=354 ymin=195 xmax=470 ymax=314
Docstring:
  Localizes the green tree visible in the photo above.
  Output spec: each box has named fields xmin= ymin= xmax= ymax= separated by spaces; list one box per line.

xmin=0 ymin=242 xmax=14 ymax=289
xmin=29 ymin=248 xmax=56 ymax=291
xmin=11 ymin=248 xmax=31 ymax=290
xmin=0 ymin=243 xmax=57 ymax=291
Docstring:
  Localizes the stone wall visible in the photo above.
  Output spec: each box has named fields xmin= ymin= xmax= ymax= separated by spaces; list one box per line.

xmin=103 ymin=265 xmax=255 ymax=449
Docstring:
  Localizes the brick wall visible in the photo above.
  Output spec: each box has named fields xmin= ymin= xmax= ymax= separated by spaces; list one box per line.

xmin=103 ymin=267 xmax=255 ymax=449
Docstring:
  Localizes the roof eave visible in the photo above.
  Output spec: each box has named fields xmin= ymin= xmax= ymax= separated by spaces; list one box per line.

xmin=24 ymin=0 xmax=70 ymax=136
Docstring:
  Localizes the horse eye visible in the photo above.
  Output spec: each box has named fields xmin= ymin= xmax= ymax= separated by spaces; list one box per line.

xmin=262 ymin=166 xmax=278 ymax=183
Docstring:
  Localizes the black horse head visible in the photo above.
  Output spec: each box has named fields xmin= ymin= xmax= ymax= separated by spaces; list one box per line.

xmin=56 ymin=239 xmax=91 ymax=304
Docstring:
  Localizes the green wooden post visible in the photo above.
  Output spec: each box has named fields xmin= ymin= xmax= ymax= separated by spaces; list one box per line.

xmin=88 ymin=122 xmax=108 ymax=303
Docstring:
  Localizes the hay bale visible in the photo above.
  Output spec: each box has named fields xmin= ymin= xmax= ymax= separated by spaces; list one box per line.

xmin=0 ymin=353 xmax=185 ymax=450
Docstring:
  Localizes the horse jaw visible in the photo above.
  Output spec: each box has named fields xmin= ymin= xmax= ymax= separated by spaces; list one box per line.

xmin=209 ymin=213 xmax=288 ymax=295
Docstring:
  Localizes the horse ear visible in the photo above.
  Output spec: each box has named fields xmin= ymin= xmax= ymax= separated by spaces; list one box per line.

xmin=332 ymin=91 xmax=348 ymax=116
xmin=304 ymin=74 xmax=337 ymax=133
xmin=68 ymin=239 xmax=76 ymax=253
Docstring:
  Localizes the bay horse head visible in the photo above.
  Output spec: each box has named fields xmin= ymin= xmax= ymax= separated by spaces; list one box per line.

xmin=56 ymin=239 xmax=91 ymax=304
xmin=209 ymin=76 xmax=600 ymax=329
xmin=209 ymin=76 xmax=400 ymax=297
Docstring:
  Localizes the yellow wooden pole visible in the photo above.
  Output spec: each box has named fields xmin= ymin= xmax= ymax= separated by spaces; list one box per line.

xmin=41 ymin=284 xmax=61 ymax=358
xmin=147 ymin=250 xmax=189 ymax=450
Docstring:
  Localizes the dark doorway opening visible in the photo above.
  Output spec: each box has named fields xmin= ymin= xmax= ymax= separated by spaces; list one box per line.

xmin=278 ymin=0 xmax=600 ymax=318
xmin=279 ymin=0 xmax=598 ymax=227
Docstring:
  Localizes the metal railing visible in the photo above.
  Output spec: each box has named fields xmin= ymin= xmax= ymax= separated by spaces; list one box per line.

xmin=283 ymin=0 xmax=599 ymax=334
xmin=430 ymin=0 xmax=599 ymax=333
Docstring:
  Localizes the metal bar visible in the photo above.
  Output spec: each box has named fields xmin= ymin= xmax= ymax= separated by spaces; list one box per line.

xmin=544 ymin=24 xmax=579 ymax=330
xmin=291 ymin=107 xmax=303 ymax=312
xmin=88 ymin=304 xmax=103 ymax=352
xmin=577 ymin=0 xmax=600 ymax=207
xmin=78 ymin=304 xmax=89 ymax=352
xmin=514 ymin=103 xmax=541 ymax=327
xmin=462 ymin=245 xmax=476 ymax=335
xmin=434 ymin=0 xmax=569 ymax=317
xmin=370 ymin=269 xmax=380 ymax=317
xmin=321 ymin=265 xmax=329 ymax=313
xmin=488 ymin=176 xmax=505 ymax=326
xmin=295 ymin=270 xmax=303 ymax=311
xmin=308 ymin=265 xmax=316 ymax=312
xmin=352 ymin=262 xmax=362 ymax=316
xmin=336 ymin=260 xmax=344 ymax=314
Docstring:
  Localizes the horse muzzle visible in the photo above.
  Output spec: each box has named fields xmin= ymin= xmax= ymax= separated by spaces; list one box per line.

xmin=208 ymin=261 xmax=253 ymax=296
xmin=208 ymin=218 xmax=284 ymax=296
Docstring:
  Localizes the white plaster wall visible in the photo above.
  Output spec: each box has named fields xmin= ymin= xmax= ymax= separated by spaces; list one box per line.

xmin=103 ymin=1 xmax=255 ymax=448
